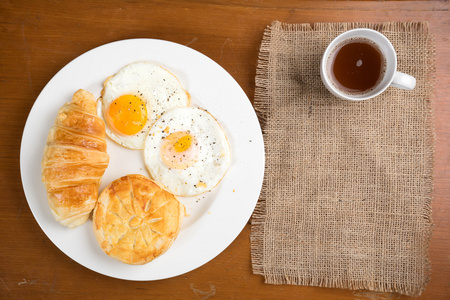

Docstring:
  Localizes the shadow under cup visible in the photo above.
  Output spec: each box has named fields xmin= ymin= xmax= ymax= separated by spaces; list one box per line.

xmin=320 ymin=29 xmax=398 ymax=101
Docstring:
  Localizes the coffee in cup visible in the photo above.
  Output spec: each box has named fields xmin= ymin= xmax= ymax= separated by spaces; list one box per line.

xmin=328 ymin=38 xmax=386 ymax=94
xmin=320 ymin=29 xmax=416 ymax=101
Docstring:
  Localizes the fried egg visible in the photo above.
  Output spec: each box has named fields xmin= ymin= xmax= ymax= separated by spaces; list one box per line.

xmin=144 ymin=107 xmax=231 ymax=196
xmin=97 ymin=62 xmax=190 ymax=149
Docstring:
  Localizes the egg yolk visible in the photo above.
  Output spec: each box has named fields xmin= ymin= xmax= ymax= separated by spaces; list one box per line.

xmin=160 ymin=131 xmax=199 ymax=169
xmin=106 ymin=95 xmax=147 ymax=136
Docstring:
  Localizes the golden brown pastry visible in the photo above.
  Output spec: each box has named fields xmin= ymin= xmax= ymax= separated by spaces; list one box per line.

xmin=92 ymin=174 xmax=184 ymax=265
xmin=41 ymin=89 xmax=109 ymax=228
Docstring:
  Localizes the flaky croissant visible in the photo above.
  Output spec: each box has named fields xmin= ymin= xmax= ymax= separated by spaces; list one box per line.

xmin=41 ymin=89 xmax=109 ymax=228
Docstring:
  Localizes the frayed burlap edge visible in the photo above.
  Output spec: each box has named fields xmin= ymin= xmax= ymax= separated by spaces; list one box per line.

xmin=250 ymin=21 xmax=436 ymax=297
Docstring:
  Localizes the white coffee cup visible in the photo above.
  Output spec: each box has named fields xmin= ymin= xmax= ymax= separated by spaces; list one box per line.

xmin=320 ymin=28 xmax=416 ymax=101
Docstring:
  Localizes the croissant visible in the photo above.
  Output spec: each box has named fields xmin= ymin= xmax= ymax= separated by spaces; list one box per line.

xmin=41 ymin=89 xmax=109 ymax=228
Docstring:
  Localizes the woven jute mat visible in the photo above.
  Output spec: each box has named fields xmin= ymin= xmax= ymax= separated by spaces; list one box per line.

xmin=250 ymin=21 xmax=435 ymax=297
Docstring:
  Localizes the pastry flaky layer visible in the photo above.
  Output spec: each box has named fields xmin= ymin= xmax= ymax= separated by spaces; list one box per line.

xmin=41 ymin=89 xmax=109 ymax=228
xmin=93 ymin=174 xmax=184 ymax=265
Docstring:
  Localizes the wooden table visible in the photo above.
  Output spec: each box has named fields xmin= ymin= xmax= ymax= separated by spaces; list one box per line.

xmin=1 ymin=1 xmax=449 ymax=299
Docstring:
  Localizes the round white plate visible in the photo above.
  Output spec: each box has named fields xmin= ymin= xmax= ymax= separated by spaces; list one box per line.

xmin=20 ymin=39 xmax=265 ymax=280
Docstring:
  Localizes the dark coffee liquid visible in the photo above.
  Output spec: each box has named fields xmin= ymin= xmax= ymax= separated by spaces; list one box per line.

xmin=329 ymin=39 xmax=385 ymax=94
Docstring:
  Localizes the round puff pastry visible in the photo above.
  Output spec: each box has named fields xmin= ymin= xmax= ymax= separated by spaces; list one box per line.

xmin=93 ymin=174 xmax=184 ymax=265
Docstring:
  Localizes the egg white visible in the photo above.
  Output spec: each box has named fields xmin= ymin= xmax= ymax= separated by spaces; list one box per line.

xmin=97 ymin=61 xmax=190 ymax=149
xmin=144 ymin=107 xmax=231 ymax=196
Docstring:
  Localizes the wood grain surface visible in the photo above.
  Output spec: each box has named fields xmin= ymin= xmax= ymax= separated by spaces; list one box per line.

xmin=1 ymin=1 xmax=449 ymax=299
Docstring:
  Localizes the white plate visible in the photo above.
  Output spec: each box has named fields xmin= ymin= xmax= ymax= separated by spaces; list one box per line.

xmin=20 ymin=39 xmax=265 ymax=280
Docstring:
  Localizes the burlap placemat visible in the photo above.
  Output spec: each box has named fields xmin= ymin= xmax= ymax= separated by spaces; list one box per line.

xmin=250 ymin=21 xmax=435 ymax=297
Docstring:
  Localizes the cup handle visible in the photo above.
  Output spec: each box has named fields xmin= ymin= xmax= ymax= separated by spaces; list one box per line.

xmin=390 ymin=71 xmax=416 ymax=90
